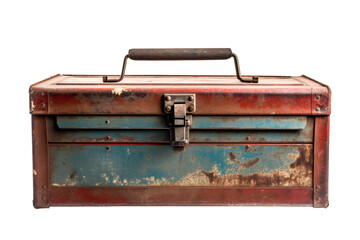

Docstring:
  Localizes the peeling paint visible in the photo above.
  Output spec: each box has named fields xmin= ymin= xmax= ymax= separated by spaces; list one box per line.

xmin=177 ymin=164 xmax=221 ymax=185
xmin=101 ymin=173 xmax=109 ymax=183
xmin=111 ymin=88 xmax=128 ymax=96
xmin=287 ymin=153 xmax=299 ymax=161
xmin=64 ymin=176 xmax=78 ymax=186
xmin=30 ymin=100 xmax=35 ymax=112
xmin=227 ymin=152 xmax=260 ymax=169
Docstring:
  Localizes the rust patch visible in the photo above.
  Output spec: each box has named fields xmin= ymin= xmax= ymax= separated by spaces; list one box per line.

xmin=116 ymin=134 xmax=136 ymax=141
xmin=227 ymin=152 xmax=260 ymax=169
xmin=173 ymin=146 xmax=188 ymax=152
xmin=176 ymin=146 xmax=313 ymax=187
xmin=222 ymin=146 xmax=312 ymax=187
xmin=240 ymin=158 xmax=260 ymax=169
xmin=177 ymin=165 xmax=220 ymax=185
xmin=119 ymin=91 xmax=147 ymax=102
xmin=290 ymin=147 xmax=312 ymax=170
xmin=69 ymin=171 xmax=77 ymax=179
xmin=195 ymin=166 xmax=312 ymax=187
xmin=201 ymin=171 xmax=217 ymax=184
xmin=228 ymin=152 xmax=237 ymax=162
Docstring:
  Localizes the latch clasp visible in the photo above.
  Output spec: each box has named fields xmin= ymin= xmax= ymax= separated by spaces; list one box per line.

xmin=163 ymin=94 xmax=196 ymax=147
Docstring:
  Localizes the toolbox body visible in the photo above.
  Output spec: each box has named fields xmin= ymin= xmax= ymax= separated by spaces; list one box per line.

xmin=30 ymin=49 xmax=331 ymax=208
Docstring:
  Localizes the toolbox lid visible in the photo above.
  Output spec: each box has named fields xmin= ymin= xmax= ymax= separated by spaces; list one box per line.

xmin=29 ymin=75 xmax=331 ymax=115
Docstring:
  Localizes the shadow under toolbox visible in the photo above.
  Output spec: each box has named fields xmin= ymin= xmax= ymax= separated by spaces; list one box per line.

xmin=29 ymin=48 xmax=331 ymax=208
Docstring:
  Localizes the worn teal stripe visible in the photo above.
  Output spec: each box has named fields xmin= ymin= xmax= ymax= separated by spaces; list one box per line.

xmin=56 ymin=116 xmax=307 ymax=130
xmin=49 ymin=129 xmax=312 ymax=143
xmin=49 ymin=129 xmax=170 ymax=142
xmin=192 ymin=116 xmax=307 ymax=129
xmin=56 ymin=116 xmax=167 ymax=129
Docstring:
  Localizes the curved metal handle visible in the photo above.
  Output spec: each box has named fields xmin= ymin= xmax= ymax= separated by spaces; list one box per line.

xmin=103 ymin=48 xmax=258 ymax=83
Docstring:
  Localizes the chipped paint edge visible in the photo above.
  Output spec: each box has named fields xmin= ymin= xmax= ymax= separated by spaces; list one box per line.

xmin=112 ymin=88 xmax=129 ymax=96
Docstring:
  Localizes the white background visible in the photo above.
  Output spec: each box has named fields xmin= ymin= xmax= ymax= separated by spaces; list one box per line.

xmin=1 ymin=0 xmax=359 ymax=239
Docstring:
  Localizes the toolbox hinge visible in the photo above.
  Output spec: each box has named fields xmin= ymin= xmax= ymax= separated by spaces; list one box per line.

xmin=163 ymin=94 xmax=196 ymax=147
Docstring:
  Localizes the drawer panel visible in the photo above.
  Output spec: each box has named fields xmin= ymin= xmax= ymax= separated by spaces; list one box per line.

xmin=48 ymin=117 xmax=314 ymax=143
xmin=49 ymin=144 xmax=313 ymax=187
xmin=56 ymin=116 xmax=307 ymax=130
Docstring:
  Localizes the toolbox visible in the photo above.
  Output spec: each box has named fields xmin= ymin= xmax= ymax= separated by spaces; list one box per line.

xmin=30 ymin=48 xmax=331 ymax=208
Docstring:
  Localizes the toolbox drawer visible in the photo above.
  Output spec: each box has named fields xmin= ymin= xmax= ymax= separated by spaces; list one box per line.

xmin=48 ymin=116 xmax=314 ymax=188
xmin=48 ymin=116 xmax=314 ymax=143
xmin=49 ymin=144 xmax=313 ymax=188
xmin=49 ymin=116 xmax=314 ymax=188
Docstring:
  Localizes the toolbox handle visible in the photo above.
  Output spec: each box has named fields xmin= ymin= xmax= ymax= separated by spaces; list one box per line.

xmin=103 ymin=48 xmax=258 ymax=83
xmin=128 ymin=48 xmax=233 ymax=60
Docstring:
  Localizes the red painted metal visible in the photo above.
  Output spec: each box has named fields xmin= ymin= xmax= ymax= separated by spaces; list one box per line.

xmin=49 ymin=186 xmax=313 ymax=206
xmin=313 ymin=116 xmax=330 ymax=207
xmin=36 ymin=86 xmax=313 ymax=115
xmin=29 ymin=75 xmax=331 ymax=116
xmin=32 ymin=116 xmax=49 ymax=208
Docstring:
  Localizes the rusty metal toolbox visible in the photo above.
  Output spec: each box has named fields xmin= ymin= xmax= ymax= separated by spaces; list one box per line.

xmin=29 ymin=48 xmax=331 ymax=208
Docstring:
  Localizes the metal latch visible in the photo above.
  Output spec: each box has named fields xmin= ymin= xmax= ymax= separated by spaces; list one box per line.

xmin=163 ymin=94 xmax=196 ymax=147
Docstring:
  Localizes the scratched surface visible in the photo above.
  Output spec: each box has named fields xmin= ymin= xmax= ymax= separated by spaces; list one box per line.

xmin=50 ymin=144 xmax=313 ymax=187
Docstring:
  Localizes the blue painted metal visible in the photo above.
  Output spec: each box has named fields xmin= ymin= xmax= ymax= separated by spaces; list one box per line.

xmin=56 ymin=116 xmax=167 ymax=129
xmin=191 ymin=129 xmax=313 ymax=142
xmin=49 ymin=117 xmax=313 ymax=143
xmin=50 ymin=144 xmax=311 ymax=187
xmin=56 ymin=116 xmax=307 ymax=130
xmin=192 ymin=116 xmax=307 ymax=129
xmin=49 ymin=129 xmax=170 ymax=142
xmin=49 ymin=129 xmax=312 ymax=143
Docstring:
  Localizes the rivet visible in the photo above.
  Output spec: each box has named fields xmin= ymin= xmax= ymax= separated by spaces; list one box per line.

xmin=245 ymin=145 xmax=251 ymax=151
xmin=40 ymin=103 xmax=46 ymax=108
xmin=316 ymin=95 xmax=320 ymax=100
xmin=42 ymin=185 xmax=47 ymax=189
xmin=106 ymin=136 xmax=111 ymax=140
xmin=188 ymin=106 xmax=194 ymax=112
xmin=41 ymin=92 xmax=45 ymax=96
xmin=184 ymin=139 xmax=189 ymax=145
xmin=105 ymin=120 xmax=110 ymax=124
xmin=188 ymin=96 xmax=194 ymax=101
xmin=246 ymin=136 xmax=251 ymax=140
xmin=315 ymin=107 xmax=320 ymax=111
xmin=41 ymin=196 xmax=46 ymax=200
xmin=316 ymin=185 xmax=320 ymax=190
xmin=165 ymin=106 xmax=172 ymax=112
xmin=165 ymin=96 xmax=171 ymax=101
xmin=106 ymin=146 xmax=111 ymax=151
xmin=316 ymin=197 xmax=320 ymax=201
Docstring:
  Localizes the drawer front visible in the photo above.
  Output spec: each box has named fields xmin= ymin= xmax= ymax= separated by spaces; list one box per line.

xmin=48 ymin=116 xmax=314 ymax=143
xmin=56 ymin=116 xmax=308 ymax=130
xmin=50 ymin=144 xmax=313 ymax=187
